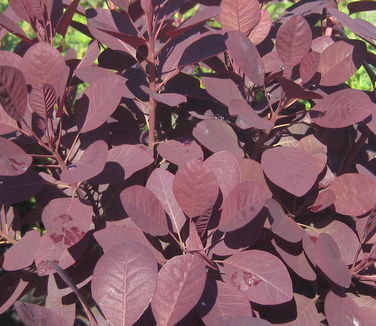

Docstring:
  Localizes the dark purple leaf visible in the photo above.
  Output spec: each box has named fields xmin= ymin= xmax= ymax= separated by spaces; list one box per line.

xmin=60 ymin=140 xmax=108 ymax=184
xmin=276 ymin=76 xmax=323 ymax=100
xmin=78 ymin=75 xmax=129 ymax=133
xmin=197 ymin=280 xmax=252 ymax=325
xmin=193 ymin=119 xmax=243 ymax=158
xmin=0 ymin=272 xmax=28 ymax=314
xmin=42 ymin=197 xmax=93 ymax=249
xmin=225 ymin=31 xmax=265 ymax=86
xmin=0 ymin=137 xmax=32 ymax=176
xmin=157 ymin=139 xmax=203 ymax=166
xmin=315 ymin=233 xmax=351 ymax=287
xmin=56 ymin=0 xmax=80 ymax=37
xmin=363 ymin=205 xmax=376 ymax=243
xmin=97 ymin=28 xmax=146 ymax=47
xmin=91 ymin=242 xmax=158 ymax=326
xmin=34 ymin=234 xmax=75 ymax=276
xmin=219 ymin=0 xmax=260 ymax=34
xmin=261 ymin=147 xmax=318 ymax=197
xmin=0 ymin=66 xmax=27 ymax=121
xmin=21 ymin=42 xmax=69 ymax=103
xmin=219 ymin=182 xmax=267 ymax=232
xmin=318 ymin=40 xmax=366 ymax=86
xmin=266 ymin=198 xmax=302 ymax=243
xmin=223 ymin=250 xmax=293 ymax=305
xmin=3 ymin=229 xmax=40 ymax=271
xmin=238 ymin=158 xmax=272 ymax=198
xmin=14 ymin=302 xmax=71 ymax=326
xmin=140 ymin=85 xmax=187 ymax=106
xmin=276 ymin=15 xmax=312 ymax=68
xmin=299 ymin=51 xmax=320 ymax=84
xmin=29 ymin=83 xmax=56 ymax=120
xmin=228 ymin=98 xmax=274 ymax=130
xmin=282 ymin=294 xmax=320 ymax=326
xmin=151 ymin=254 xmax=206 ymax=326
xmin=328 ymin=173 xmax=376 ymax=216
xmin=120 ymin=185 xmax=169 ymax=235
xmin=218 ymin=316 xmax=272 ymax=326
xmin=324 ymin=291 xmax=364 ymax=326
xmin=348 ymin=1 xmax=376 ymax=14
xmin=204 ymin=151 xmax=241 ymax=199
xmin=90 ymin=144 xmax=153 ymax=184
xmin=173 ymin=159 xmax=219 ymax=218
xmin=248 ymin=9 xmax=272 ymax=45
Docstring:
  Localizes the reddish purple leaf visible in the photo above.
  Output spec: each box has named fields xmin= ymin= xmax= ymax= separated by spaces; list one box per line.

xmin=261 ymin=147 xmax=318 ymax=197
xmin=223 ymin=250 xmax=293 ymax=305
xmin=228 ymin=98 xmax=274 ymax=130
xmin=282 ymin=294 xmax=320 ymax=326
xmin=276 ymin=76 xmax=323 ymax=100
xmin=238 ymin=158 xmax=272 ymax=198
xmin=146 ymin=168 xmax=186 ymax=233
xmin=249 ymin=9 xmax=272 ymax=45
xmin=14 ymin=302 xmax=71 ymax=326
xmin=91 ymin=242 xmax=158 ymax=326
xmin=311 ymin=36 xmax=334 ymax=53
xmin=186 ymin=219 xmax=204 ymax=251
xmin=21 ymin=42 xmax=69 ymax=103
xmin=276 ymin=15 xmax=312 ymax=68
xmin=328 ymin=173 xmax=376 ymax=216
xmin=315 ymin=233 xmax=351 ymax=287
xmin=197 ymin=280 xmax=252 ymax=325
xmin=29 ymin=83 xmax=56 ymax=120
xmin=299 ymin=51 xmax=320 ymax=84
xmin=0 ymin=271 xmax=28 ymax=314
xmin=296 ymin=134 xmax=327 ymax=173
xmin=0 ymin=50 xmax=22 ymax=69
xmin=310 ymin=189 xmax=336 ymax=212
xmin=60 ymin=140 xmax=108 ymax=184
xmin=324 ymin=291 xmax=364 ymax=326
xmin=173 ymin=159 xmax=219 ymax=218
xmin=367 ymin=103 xmax=376 ymax=136
xmin=42 ymin=197 xmax=93 ymax=249
xmin=120 ymin=185 xmax=169 ymax=236
xmin=193 ymin=119 xmax=243 ymax=158
xmin=140 ymin=85 xmax=187 ymax=106
xmin=218 ymin=316 xmax=272 ymax=326
xmin=56 ymin=0 xmax=80 ymax=37
xmin=225 ymin=31 xmax=265 ymax=86
xmin=151 ymin=254 xmax=206 ymax=326
xmin=348 ymin=1 xmax=376 ymax=14
xmin=318 ymin=40 xmax=366 ymax=86
xmin=157 ymin=139 xmax=203 ymax=166
xmin=0 ymin=102 xmax=18 ymax=134
xmin=311 ymin=88 xmax=372 ymax=128
xmin=0 ymin=66 xmax=27 ymax=121
xmin=219 ymin=0 xmax=260 ymax=34
xmin=204 ymin=151 xmax=241 ymax=199
xmin=3 ymin=229 xmax=40 ymax=271
xmin=219 ymin=182 xmax=267 ymax=232
xmin=349 ymin=293 xmax=376 ymax=325
xmin=0 ymin=137 xmax=32 ymax=176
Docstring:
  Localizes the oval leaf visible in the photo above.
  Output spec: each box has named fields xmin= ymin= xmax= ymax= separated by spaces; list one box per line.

xmin=0 ymin=137 xmax=32 ymax=176
xmin=248 ymin=10 xmax=272 ymax=45
xmin=261 ymin=147 xmax=318 ymax=197
xmin=151 ymin=254 xmax=206 ymax=326
xmin=91 ymin=242 xmax=158 ymax=326
xmin=157 ymin=139 xmax=203 ymax=167
xmin=29 ymin=83 xmax=56 ymax=119
xmin=120 ymin=185 xmax=169 ymax=235
xmin=224 ymin=250 xmax=293 ymax=305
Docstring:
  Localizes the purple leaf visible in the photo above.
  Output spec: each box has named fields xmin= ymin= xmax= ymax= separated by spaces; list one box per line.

xmin=225 ymin=31 xmax=265 ymax=86
xmin=261 ymin=147 xmax=318 ymax=197
xmin=140 ymin=85 xmax=187 ymax=106
xmin=349 ymin=293 xmax=376 ymax=325
xmin=296 ymin=134 xmax=327 ymax=173
xmin=315 ymin=233 xmax=351 ymax=287
xmin=186 ymin=219 xmax=204 ymax=251
xmin=56 ymin=0 xmax=80 ymax=37
xmin=0 ymin=137 xmax=32 ymax=176
xmin=157 ymin=139 xmax=203 ymax=166
xmin=219 ymin=182 xmax=267 ymax=232
xmin=348 ymin=1 xmax=376 ymax=14
xmin=0 ymin=66 xmax=27 ymax=121
xmin=120 ymin=185 xmax=169 ymax=236
xmin=193 ymin=119 xmax=243 ymax=158
xmin=146 ymin=168 xmax=186 ymax=233
xmin=0 ymin=102 xmax=18 ymax=134
xmin=204 ymin=151 xmax=241 ymax=199
xmin=318 ymin=40 xmax=366 ymax=86
xmin=324 ymin=291 xmax=364 ymax=326
xmin=328 ymin=173 xmax=376 ymax=216
xmin=219 ymin=0 xmax=260 ymax=34
xmin=197 ymin=280 xmax=252 ymax=325
xmin=91 ymin=242 xmax=158 ymax=326
xmin=151 ymin=254 xmax=206 ymax=326
xmin=0 ymin=272 xmax=28 ymax=314
xmin=173 ymin=159 xmax=219 ymax=218
xmin=14 ymin=302 xmax=71 ymax=326
xmin=248 ymin=9 xmax=272 ymax=45
xmin=299 ymin=51 xmax=320 ymax=84
xmin=276 ymin=15 xmax=312 ymax=68
xmin=282 ymin=294 xmax=320 ymax=326
xmin=29 ymin=83 xmax=56 ymax=120
xmin=42 ymin=197 xmax=93 ymax=249
xmin=276 ymin=76 xmax=323 ymax=100
xmin=223 ymin=250 xmax=293 ymax=305
xmin=60 ymin=140 xmax=108 ymax=184
xmin=21 ymin=42 xmax=69 ymax=103
xmin=218 ymin=316 xmax=272 ymax=326
xmin=229 ymin=98 xmax=274 ymax=130
xmin=2 ymin=229 xmax=40 ymax=271
xmin=310 ymin=189 xmax=336 ymax=212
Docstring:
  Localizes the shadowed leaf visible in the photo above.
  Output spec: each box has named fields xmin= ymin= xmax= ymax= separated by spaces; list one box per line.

xmin=0 ymin=137 xmax=32 ymax=176
xmin=29 ymin=83 xmax=56 ymax=120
